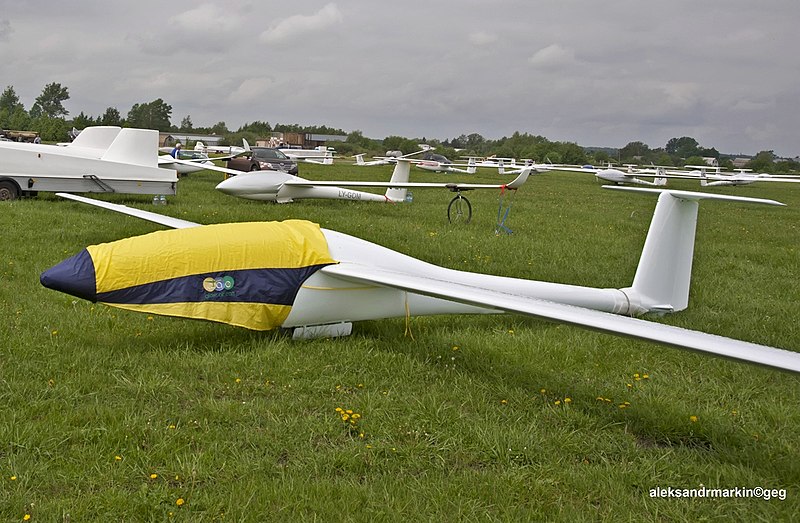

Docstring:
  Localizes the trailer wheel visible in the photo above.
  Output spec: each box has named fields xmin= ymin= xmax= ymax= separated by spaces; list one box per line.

xmin=0 ymin=180 xmax=20 ymax=201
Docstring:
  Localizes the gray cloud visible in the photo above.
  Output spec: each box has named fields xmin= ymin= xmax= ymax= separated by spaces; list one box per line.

xmin=0 ymin=1 xmax=798 ymax=156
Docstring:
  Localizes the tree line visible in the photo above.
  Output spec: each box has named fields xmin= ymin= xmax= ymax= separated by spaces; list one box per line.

xmin=1 ymin=83 xmax=797 ymax=173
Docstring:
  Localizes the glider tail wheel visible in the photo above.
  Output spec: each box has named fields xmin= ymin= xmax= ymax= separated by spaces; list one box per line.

xmin=447 ymin=191 xmax=472 ymax=224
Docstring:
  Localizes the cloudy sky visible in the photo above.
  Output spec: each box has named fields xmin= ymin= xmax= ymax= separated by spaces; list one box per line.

xmin=1 ymin=1 xmax=798 ymax=156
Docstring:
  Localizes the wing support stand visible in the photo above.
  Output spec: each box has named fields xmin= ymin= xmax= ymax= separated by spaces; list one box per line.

xmin=446 ymin=186 xmax=473 ymax=224
xmin=494 ymin=185 xmax=516 ymax=235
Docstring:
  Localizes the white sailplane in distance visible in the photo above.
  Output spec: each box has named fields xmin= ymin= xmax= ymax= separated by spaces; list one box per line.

xmin=173 ymin=157 xmax=534 ymax=203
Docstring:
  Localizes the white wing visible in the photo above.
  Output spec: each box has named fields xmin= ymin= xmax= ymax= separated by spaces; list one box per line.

xmin=56 ymin=193 xmax=201 ymax=229
xmin=320 ymin=263 xmax=800 ymax=373
xmin=285 ymin=168 xmax=531 ymax=190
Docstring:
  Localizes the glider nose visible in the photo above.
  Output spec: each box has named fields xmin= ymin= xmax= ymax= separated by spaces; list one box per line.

xmin=215 ymin=176 xmax=241 ymax=195
xmin=40 ymin=249 xmax=98 ymax=301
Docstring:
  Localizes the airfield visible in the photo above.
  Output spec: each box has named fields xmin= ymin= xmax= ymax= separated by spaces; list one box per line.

xmin=2 ymin=162 xmax=799 ymax=519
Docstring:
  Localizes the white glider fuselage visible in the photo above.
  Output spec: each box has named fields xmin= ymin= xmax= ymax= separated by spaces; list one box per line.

xmin=595 ymin=168 xmax=667 ymax=186
xmin=215 ymin=171 xmax=396 ymax=203
xmin=284 ymin=228 xmax=637 ymax=328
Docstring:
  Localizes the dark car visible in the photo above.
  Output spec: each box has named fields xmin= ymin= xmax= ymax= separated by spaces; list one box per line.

xmin=227 ymin=147 xmax=298 ymax=175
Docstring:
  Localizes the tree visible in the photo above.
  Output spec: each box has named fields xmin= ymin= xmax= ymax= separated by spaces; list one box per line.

xmin=180 ymin=115 xmax=193 ymax=132
xmin=237 ymin=121 xmax=271 ymax=135
xmin=126 ymin=99 xmax=172 ymax=131
xmin=210 ymin=121 xmax=228 ymax=135
xmin=0 ymin=85 xmax=23 ymax=113
xmin=665 ymin=136 xmax=699 ymax=159
xmin=100 ymin=107 xmax=122 ymax=126
xmin=619 ymin=141 xmax=650 ymax=162
xmin=747 ymin=150 xmax=775 ymax=173
xmin=30 ymin=82 xmax=70 ymax=118
xmin=71 ymin=111 xmax=96 ymax=129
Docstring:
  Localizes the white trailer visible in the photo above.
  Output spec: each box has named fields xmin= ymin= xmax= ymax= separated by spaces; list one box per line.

xmin=0 ymin=126 xmax=178 ymax=200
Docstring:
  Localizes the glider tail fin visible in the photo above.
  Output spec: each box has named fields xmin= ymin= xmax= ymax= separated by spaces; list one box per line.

xmin=608 ymin=188 xmax=784 ymax=314
xmin=467 ymin=157 xmax=477 ymax=174
xmin=100 ymin=128 xmax=159 ymax=168
xmin=385 ymin=159 xmax=411 ymax=202
xmin=67 ymin=126 xmax=122 ymax=151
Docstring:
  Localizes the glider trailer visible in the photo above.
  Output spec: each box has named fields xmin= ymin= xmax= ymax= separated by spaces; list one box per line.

xmin=0 ymin=126 xmax=177 ymax=201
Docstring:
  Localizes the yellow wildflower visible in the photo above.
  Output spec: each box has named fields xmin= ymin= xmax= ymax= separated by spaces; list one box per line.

xmin=564 ymin=397 xmax=572 ymax=404
xmin=176 ymin=498 xmax=185 ymax=506
xmin=689 ymin=415 xmax=698 ymax=423
xmin=150 ymin=473 xmax=158 ymax=479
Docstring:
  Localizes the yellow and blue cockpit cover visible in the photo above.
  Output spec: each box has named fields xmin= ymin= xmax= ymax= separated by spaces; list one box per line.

xmin=40 ymin=220 xmax=336 ymax=330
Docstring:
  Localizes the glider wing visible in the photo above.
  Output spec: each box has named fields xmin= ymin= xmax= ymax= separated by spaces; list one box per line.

xmin=320 ymin=263 xmax=800 ymax=373
xmin=56 ymin=192 xmax=201 ymax=229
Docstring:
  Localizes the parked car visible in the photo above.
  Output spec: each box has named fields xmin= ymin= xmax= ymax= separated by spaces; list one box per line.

xmin=227 ymin=147 xmax=298 ymax=175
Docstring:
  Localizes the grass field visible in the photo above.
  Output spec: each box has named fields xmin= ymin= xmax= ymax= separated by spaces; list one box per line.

xmin=1 ymin=162 xmax=799 ymax=521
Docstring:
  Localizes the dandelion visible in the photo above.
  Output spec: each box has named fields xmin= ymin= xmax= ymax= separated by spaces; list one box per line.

xmin=626 ymin=383 xmax=633 ymax=389
xmin=235 ymin=378 xmax=241 ymax=384
xmin=564 ymin=397 xmax=572 ymax=404
xmin=23 ymin=515 xmax=31 ymax=521
xmin=554 ymin=400 xmax=561 ymax=405
xmin=146 ymin=316 xmax=154 ymax=321
xmin=176 ymin=498 xmax=185 ymax=506
xmin=169 ymin=424 xmax=176 ymax=430
xmin=51 ymin=330 xmax=58 ymax=336
xmin=452 ymin=345 xmax=460 ymax=351
xmin=10 ymin=475 xmax=17 ymax=481
xmin=114 ymin=456 xmax=122 ymax=462
xmin=150 ymin=473 xmax=158 ymax=479
xmin=642 ymin=374 xmax=650 ymax=379
xmin=689 ymin=415 xmax=698 ymax=423
xmin=500 ymin=399 xmax=508 ymax=405
xmin=539 ymin=388 xmax=546 ymax=394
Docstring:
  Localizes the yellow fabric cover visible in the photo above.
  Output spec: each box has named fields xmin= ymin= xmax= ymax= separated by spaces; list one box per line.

xmin=86 ymin=220 xmax=334 ymax=330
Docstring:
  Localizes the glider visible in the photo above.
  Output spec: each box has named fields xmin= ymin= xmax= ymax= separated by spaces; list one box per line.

xmin=175 ymin=158 xmax=532 ymax=209
xmin=353 ymin=148 xmax=429 ymax=166
xmin=41 ymin=187 xmax=800 ymax=373
xmin=692 ymin=168 xmax=800 ymax=187
xmin=546 ymin=164 xmax=671 ymax=186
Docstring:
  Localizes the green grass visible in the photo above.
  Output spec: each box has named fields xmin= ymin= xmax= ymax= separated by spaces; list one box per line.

xmin=1 ymin=163 xmax=799 ymax=521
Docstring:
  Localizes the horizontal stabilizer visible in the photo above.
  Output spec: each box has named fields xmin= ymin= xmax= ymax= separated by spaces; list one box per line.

xmin=602 ymin=186 xmax=785 ymax=206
